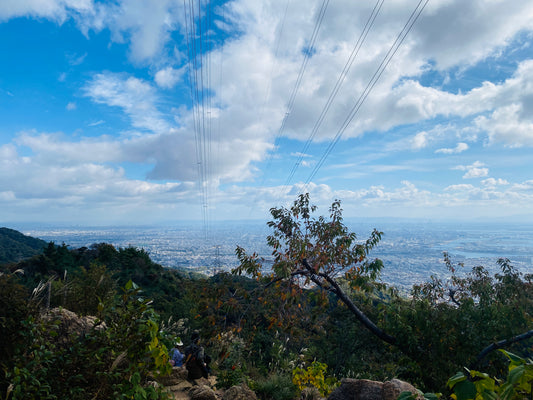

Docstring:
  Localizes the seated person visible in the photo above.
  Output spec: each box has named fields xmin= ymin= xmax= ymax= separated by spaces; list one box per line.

xmin=169 ymin=340 xmax=184 ymax=367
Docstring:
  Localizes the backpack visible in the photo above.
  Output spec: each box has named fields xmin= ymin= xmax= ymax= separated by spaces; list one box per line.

xmin=185 ymin=343 xmax=208 ymax=379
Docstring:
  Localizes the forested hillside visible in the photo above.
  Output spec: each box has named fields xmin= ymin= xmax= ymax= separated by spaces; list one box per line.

xmin=1 ymin=202 xmax=532 ymax=400
xmin=0 ymin=227 xmax=47 ymax=264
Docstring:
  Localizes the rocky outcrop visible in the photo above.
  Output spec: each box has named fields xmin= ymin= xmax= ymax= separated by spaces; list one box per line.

xmin=158 ymin=367 xmax=261 ymax=400
xmin=41 ymin=307 xmax=105 ymax=341
xmin=222 ymin=384 xmax=257 ymax=400
xmin=189 ymin=385 xmax=217 ymax=400
xmin=327 ymin=378 xmax=419 ymax=400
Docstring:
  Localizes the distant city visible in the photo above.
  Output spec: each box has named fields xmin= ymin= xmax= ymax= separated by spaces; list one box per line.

xmin=18 ymin=220 xmax=533 ymax=289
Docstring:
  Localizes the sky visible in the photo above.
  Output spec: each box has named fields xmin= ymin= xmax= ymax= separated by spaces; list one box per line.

xmin=1 ymin=0 xmax=533 ymax=227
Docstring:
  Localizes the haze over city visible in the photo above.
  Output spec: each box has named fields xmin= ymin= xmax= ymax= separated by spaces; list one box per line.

xmin=1 ymin=0 xmax=533 ymax=227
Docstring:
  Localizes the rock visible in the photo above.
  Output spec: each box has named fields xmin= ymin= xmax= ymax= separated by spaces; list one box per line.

xmin=40 ymin=307 xmax=106 ymax=345
xmin=189 ymin=384 xmax=217 ymax=400
xmin=327 ymin=378 xmax=418 ymax=400
xmin=222 ymin=384 xmax=257 ymax=400
xmin=158 ymin=366 xmax=189 ymax=386
xmin=301 ymin=386 xmax=324 ymax=400
xmin=382 ymin=379 xmax=418 ymax=400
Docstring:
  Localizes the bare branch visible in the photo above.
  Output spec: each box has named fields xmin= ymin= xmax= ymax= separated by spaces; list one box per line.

xmin=302 ymin=258 xmax=396 ymax=346
xmin=472 ymin=329 xmax=533 ymax=367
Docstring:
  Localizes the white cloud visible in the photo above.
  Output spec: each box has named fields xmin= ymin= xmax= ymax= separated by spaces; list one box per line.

xmin=411 ymin=0 xmax=533 ymax=69
xmin=511 ymin=180 xmax=533 ymax=192
xmin=482 ymin=178 xmax=509 ymax=187
xmin=66 ymin=52 xmax=87 ymax=66
xmin=462 ymin=168 xmax=489 ymax=179
xmin=3 ymin=0 xmax=533 ymax=223
xmin=445 ymin=184 xmax=475 ymax=191
xmin=453 ymin=161 xmax=489 ymax=179
xmin=154 ymin=67 xmax=184 ymax=89
xmin=66 ymin=102 xmax=76 ymax=111
xmin=88 ymin=120 xmax=105 ymax=127
xmin=291 ymin=152 xmax=312 ymax=158
xmin=411 ymin=131 xmax=428 ymax=150
xmin=475 ymin=103 xmax=533 ymax=147
xmin=0 ymin=0 xmax=94 ymax=23
xmin=96 ymin=0 xmax=182 ymax=64
xmin=435 ymin=142 xmax=468 ymax=154
xmin=84 ymin=72 xmax=171 ymax=133
xmin=0 ymin=191 xmax=16 ymax=201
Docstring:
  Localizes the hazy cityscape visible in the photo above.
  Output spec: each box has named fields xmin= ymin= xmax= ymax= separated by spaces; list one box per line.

xmin=15 ymin=220 xmax=533 ymax=290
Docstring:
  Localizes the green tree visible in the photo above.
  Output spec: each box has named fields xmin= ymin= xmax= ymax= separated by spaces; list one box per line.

xmin=233 ymin=193 xmax=395 ymax=346
xmin=234 ymin=194 xmax=533 ymax=392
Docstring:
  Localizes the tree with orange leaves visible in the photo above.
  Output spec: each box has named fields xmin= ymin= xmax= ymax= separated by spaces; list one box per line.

xmin=234 ymin=193 xmax=396 ymax=347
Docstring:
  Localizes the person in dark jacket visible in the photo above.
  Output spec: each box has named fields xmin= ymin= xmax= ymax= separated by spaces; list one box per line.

xmin=184 ymin=331 xmax=208 ymax=380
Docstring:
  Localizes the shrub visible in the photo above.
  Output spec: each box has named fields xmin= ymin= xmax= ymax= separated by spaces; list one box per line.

xmin=252 ymin=373 xmax=299 ymax=400
xmin=6 ymin=281 xmax=172 ymax=400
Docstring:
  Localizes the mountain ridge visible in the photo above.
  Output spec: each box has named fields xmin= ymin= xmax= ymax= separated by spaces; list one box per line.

xmin=0 ymin=227 xmax=48 ymax=264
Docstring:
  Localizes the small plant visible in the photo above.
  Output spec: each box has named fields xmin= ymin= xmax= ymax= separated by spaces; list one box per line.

xmin=398 ymin=350 xmax=533 ymax=400
xmin=300 ymin=386 xmax=322 ymax=400
xmin=6 ymin=281 xmax=172 ymax=400
xmin=212 ymin=330 xmax=247 ymax=389
xmin=447 ymin=350 xmax=533 ymax=400
xmin=292 ymin=361 xmax=338 ymax=397
xmin=253 ymin=373 xmax=299 ymax=400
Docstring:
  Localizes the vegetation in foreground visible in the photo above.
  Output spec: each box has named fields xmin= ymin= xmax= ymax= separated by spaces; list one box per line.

xmin=1 ymin=194 xmax=532 ymax=399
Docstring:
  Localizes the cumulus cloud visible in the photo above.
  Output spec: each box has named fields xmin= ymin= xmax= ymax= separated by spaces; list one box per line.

xmin=453 ymin=161 xmax=489 ymax=179
xmin=475 ymin=103 xmax=533 ymax=147
xmin=411 ymin=0 xmax=533 ymax=69
xmin=0 ymin=0 xmax=94 ymax=23
xmin=482 ymin=178 xmax=509 ymax=187
xmin=462 ymin=168 xmax=489 ymax=179
xmin=445 ymin=184 xmax=475 ymax=191
xmin=411 ymin=131 xmax=428 ymax=150
xmin=3 ymin=0 xmax=533 ymax=222
xmin=154 ymin=67 xmax=184 ymax=89
xmin=435 ymin=142 xmax=468 ymax=154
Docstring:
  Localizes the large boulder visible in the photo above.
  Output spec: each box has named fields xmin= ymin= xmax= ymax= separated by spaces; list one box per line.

xmin=158 ymin=366 xmax=189 ymax=387
xmin=40 ymin=307 xmax=106 ymax=346
xmin=189 ymin=384 xmax=217 ymax=400
xmin=328 ymin=378 xmax=418 ymax=400
xmin=222 ymin=384 xmax=258 ymax=400
xmin=383 ymin=379 xmax=419 ymax=400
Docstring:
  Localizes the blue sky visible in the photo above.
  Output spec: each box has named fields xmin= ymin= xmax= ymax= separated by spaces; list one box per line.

xmin=1 ymin=0 xmax=533 ymax=226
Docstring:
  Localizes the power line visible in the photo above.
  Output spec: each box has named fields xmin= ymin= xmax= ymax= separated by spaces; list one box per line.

xmin=248 ymin=0 xmax=331 ymax=216
xmin=283 ymin=0 xmax=385 ymax=189
xmin=304 ymin=0 xmax=430 ymax=188
xmin=275 ymin=0 xmax=331 ymax=139
xmin=183 ymin=0 xmax=212 ymax=239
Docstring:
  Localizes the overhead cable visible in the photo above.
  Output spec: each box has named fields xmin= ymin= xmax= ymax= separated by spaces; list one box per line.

xmin=283 ymin=0 xmax=385 ymax=189
xmin=304 ymin=0 xmax=430 ymax=188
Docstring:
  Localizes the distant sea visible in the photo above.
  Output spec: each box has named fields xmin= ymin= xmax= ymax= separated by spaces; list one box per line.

xmin=17 ymin=220 xmax=533 ymax=290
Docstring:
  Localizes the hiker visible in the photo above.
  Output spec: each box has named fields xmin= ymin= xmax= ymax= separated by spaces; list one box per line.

xmin=184 ymin=331 xmax=208 ymax=380
xmin=169 ymin=339 xmax=184 ymax=367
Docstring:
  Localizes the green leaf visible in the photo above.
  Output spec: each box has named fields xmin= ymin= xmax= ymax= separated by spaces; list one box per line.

xmin=397 ymin=391 xmax=416 ymax=400
xmin=499 ymin=350 xmax=524 ymax=365
xmin=499 ymin=383 xmax=515 ymax=400
xmin=453 ymin=380 xmax=476 ymax=400
xmin=507 ymin=364 xmax=525 ymax=385
xmin=448 ymin=371 xmax=467 ymax=388
xmin=480 ymin=389 xmax=499 ymax=400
